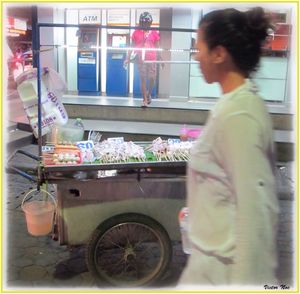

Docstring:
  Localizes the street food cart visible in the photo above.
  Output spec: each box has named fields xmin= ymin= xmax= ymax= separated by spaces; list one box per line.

xmin=40 ymin=142 xmax=187 ymax=287
xmin=13 ymin=20 xmax=194 ymax=287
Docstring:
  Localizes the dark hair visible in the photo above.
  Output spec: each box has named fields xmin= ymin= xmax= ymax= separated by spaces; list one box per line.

xmin=139 ymin=11 xmax=153 ymax=26
xmin=199 ymin=7 xmax=272 ymax=77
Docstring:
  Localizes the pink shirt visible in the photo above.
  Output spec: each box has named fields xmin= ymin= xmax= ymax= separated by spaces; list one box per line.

xmin=132 ymin=30 xmax=160 ymax=61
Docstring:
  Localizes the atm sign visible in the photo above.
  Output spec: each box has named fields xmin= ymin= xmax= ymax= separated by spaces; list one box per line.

xmin=79 ymin=10 xmax=101 ymax=24
xmin=84 ymin=16 xmax=97 ymax=22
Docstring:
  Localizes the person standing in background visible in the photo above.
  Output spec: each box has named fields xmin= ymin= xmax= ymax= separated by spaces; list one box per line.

xmin=178 ymin=7 xmax=279 ymax=288
xmin=124 ymin=12 xmax=161 ymax=107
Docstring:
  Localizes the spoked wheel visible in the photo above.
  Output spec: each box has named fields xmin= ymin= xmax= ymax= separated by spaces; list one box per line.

xmin=86 ymin=213 xmax=172 ymax=287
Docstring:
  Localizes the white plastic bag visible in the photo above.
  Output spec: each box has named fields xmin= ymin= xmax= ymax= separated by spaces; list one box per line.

xmin=16 ymin=67 xmax=68 ymax=138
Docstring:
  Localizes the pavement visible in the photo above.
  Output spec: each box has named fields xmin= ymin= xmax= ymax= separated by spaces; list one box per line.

xmin=3 ymin=144 xmax=295 ymax=291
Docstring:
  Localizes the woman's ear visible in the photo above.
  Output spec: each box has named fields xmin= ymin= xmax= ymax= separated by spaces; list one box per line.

xmin=212 ymin=45 xmax=228 ymax=64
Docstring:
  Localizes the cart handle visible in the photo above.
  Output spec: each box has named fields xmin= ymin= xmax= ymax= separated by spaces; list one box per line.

xmin=8 ymin=149 xmax=39 ymax=163
xmin=6 ymin=166 xmax=37 ymax=182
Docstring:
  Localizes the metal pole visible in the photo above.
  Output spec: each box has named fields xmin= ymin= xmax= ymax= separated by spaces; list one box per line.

xmin=36 ymin=32 xmax=42 ymax=159
xmin=143 ymin=60 xmax=199 ymax=64
xmin=31 ymin=6 xmax=38 ymax=68
xmin=31 ymin=6 xmax=42 ymax=190
xmin=37 ymin=22 xmax=196 ymax=33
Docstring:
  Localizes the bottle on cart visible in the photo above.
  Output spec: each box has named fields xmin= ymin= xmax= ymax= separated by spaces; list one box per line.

xmin=74 ymin=118 xmax=84 ymax=129
xmin=72 ymin=118 xmax=85 ymax=142
xmin=178 ymin=207 xmax=192 ymax=254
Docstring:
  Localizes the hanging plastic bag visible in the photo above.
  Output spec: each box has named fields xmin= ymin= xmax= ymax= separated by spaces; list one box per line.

xmin=130 ymin=52 xmax=139 ymax=63
xmin=16 ymin=67 xmax=68 ymax=138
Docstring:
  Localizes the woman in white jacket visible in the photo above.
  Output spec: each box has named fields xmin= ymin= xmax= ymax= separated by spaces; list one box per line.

xmin=179 ymin=7 xmax=279 ymax=288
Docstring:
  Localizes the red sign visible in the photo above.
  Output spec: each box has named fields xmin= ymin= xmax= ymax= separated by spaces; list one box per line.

xmin=6 ymin=16 xmax=27 ymax=34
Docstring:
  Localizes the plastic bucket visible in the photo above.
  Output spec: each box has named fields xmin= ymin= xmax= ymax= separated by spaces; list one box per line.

xmin=21 ymin=189 xmax=57 ymax=236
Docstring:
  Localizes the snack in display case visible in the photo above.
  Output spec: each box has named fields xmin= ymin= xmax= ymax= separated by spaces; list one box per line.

xmin=42 ymin=137 xmax=196 ymax=167
xmin=43 ymin=144 xmax=82 ymax=165
xmin=146 ymin=137 xmax=193 ymax=161
xmin=93 ymin=140 xmax=146 ymax=163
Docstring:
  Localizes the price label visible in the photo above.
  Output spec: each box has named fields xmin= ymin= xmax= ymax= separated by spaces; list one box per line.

xmin=107 ymin=137 xmax=124 ymax=144
xmin=168 ymin=138 xmax=181 ymax=144
xmin=76 ymin=140 xmax=94 ymax=150
xmin=42 ymin=145 xmax=55 ymax=153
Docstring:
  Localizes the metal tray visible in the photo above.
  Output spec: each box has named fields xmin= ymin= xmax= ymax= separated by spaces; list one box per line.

xmin=42 ymin=141 xmax=188 ymax=180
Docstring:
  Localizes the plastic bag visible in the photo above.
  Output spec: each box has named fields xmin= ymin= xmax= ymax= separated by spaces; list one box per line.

xmin=130 ymin=52 xmax=139 ymax=63
xmin=16 ymin=67 xmax=68 ymax=138
xmin=42 ymin=67 xmax=67 ymax=99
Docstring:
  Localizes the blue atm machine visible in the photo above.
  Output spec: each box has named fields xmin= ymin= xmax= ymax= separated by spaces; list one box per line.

xmin=106 ymin=34 xmax=129 ymax=96
xmin=77 ymin=29 xmax=101 ymax=95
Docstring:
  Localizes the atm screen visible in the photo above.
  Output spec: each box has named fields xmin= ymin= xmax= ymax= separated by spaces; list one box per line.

xmin=112 ymin=36 xmax=127 ymax=47
xmin=82 ymin=32 xmax=97 ymax=44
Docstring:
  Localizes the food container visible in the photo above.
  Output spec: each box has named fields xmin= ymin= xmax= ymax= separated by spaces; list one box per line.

xmin=53 ymin=124 xmax=84 ymax=144
xmin=54 ymin=145 xmax=82 ymax=165
xmin=43 ymin=144 xmax=82 ymax=165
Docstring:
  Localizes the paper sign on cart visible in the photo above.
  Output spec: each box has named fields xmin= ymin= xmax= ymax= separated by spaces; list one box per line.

xmin=107 ymin=137 xmax=124 ymax=144
xmin=168 ymin=138 xmax=181 ymax=144
xmin=76 ymin=140 xmax=94 ymax=150
xmin=42 ymin=145 xmax=55 ymax=153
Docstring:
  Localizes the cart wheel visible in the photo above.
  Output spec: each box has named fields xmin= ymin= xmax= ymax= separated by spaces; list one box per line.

xmin=86 ymin=213 xmax=172 ymax=287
